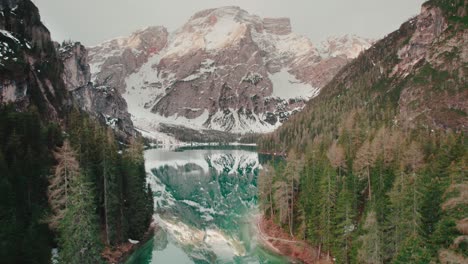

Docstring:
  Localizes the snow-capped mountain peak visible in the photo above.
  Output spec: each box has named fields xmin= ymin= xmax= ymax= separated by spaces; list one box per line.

xmin=88 ymin=7 xmax=372 ymax=141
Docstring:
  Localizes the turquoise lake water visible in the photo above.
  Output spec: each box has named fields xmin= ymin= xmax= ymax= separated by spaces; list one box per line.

xmin=125 ymin=147 xmax=289 ymax=264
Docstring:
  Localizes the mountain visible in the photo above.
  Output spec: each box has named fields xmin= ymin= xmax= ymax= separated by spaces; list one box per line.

xmin=89 ymin=7 xmax=372 ymax=141
xmin=260 ymin=0 xmax=466 ymax=151
xmin=258 ymin=0 xmax=467 ymax=263
xmin=0 ymin=0 xmax=136 ymax=140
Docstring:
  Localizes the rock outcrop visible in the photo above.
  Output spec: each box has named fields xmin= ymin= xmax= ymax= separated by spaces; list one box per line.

xmin=262 ymin=18 xmax=292 ymax=35
xmin=320 ymin=34 xmax=374 ymax=59
xmin=60 ymin=43 xmax=91 ymax=90
xmin=59 ymin=42 xmax=137 ymax=140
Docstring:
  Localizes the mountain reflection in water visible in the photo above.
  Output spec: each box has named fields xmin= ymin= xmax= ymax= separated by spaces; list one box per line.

xmin=125 ymin=146 xmax=288 ymax=264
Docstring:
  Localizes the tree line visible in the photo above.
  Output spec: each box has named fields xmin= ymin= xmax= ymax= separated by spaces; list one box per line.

xmin=0 ymin=106 xmax=154 ymax=263
xmin=259 ymin=115 xmax=466 ymax=263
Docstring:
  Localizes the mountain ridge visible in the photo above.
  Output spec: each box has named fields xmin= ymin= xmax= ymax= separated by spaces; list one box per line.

xmin=89 ymin=6 xmax=373 ymax=142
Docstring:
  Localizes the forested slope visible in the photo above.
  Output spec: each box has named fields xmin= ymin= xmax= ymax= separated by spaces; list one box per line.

xmin=258 ymin=0 xmax=467 ymax=263
xmin=0 ymin=1 xmax=153 ymax=263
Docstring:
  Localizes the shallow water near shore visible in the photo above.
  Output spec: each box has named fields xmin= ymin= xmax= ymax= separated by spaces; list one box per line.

xmin=125 ymin=146 xmax=289 ymax=264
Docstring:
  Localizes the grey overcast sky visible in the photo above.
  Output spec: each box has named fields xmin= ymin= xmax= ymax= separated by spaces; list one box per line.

xmin=31 ymin=0 xmax=425 ymax=46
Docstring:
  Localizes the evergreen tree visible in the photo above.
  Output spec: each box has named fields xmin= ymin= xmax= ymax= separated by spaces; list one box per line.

xmin=101 ymin=129 xmax=121 ymax=245
xmin=258 ymin=164 xmax=275 ymax=219
xmin=58 ymin=172 xmax=103 ymax=264
xmin=299 ymin=149 xmax=322 ymax=244
xmin=392 ymin=236 xmax=431 ymax=264
xmin=358 ymin=210 xmax=383 ymax=264
xmin=317 ymin=163 xmax=337 ymax=258
xmin=273 ymin=179 xmax=289 ymax=226
xmin=122 ymin=139 xmax=153 ymax=240
xmin=333 ymin=174 xmax=356 ymax=264
xmin=284 ymin=150 xmax=302 ymax=236
xmin=389 ymin=141 xmax=425 ymax=247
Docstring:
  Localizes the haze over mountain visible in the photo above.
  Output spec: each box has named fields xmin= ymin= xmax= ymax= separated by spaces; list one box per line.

xmin=32 ymin=0 xmax=425 ymax=46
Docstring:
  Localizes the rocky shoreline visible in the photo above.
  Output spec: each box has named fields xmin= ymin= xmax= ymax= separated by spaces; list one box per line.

xmin=256 ymin=215 xmax=334 ymax=264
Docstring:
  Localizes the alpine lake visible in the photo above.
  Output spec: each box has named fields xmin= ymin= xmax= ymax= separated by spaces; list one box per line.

xmin=125 ymin=145 xmax=290 ymax=264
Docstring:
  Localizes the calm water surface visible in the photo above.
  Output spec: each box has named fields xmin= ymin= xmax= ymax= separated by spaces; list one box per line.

xmin=126 ymin=146 xmax=289 ymax=264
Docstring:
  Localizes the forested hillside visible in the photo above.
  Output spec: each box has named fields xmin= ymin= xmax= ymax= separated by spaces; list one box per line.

xmin=0 ymin=0 xmax=153 ymax=263
xmin=0 ymin=107 xmax=154 ymax=263
xmin=258 ymin=0 xmax=467 ymax=263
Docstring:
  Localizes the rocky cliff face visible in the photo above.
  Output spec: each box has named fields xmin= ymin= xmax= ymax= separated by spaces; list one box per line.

xmin=0 ymin=0 xmax=137 ymax=140
xmin=59 ymin=42 xmax=137 ymax=140
xmin=89 ymin=6 xmax=372 ymax=140
xmin=60 ymin=42 xmax=90 ymax=90
xmin=0 ymin=0 xmax=68 ymax=120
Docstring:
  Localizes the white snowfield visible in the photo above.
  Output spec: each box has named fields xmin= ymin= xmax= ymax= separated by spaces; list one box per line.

xmin=268 ymin=69 xmax=320 ymax=100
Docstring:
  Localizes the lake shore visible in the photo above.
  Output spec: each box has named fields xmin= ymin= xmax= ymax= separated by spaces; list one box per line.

xmin=102 ymin=221 xmax=158 ymax=264
xmin=256 ymin=215 xmax=334 ymax=264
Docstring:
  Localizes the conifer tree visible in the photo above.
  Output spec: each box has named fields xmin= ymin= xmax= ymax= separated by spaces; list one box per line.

xmin=274 ymin=179 xmax=289 ymax=226
xmin=284 ymin=150 xmax=302 ymax=236
xmin=327 ymin=140 xmax=347 ymax=175
xmin=58 ymin=172 xmax=103 ymax=264
xmin=122 ymin=138 xmax=153 ymax=240
xmin=318 ymin=163 xmax=337 ymax=258
xmin=101 ymin=129 xmax=120 ymax=245
xmin=358 ymin=210 xmax=383 ymax=264
xmin=258 ymin=164 xmax=275 ymax=219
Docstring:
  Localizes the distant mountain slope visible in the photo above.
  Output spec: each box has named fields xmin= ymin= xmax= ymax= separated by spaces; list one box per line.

xmin=89 ymin=7 xmax=372 ymax=139
xmin=260 ymin=0 xmax=467 ymax=152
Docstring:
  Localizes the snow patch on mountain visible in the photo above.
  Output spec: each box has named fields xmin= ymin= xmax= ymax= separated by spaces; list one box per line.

xmin=269 ymin=69 xmax=319 ymax=100
xmin=205 ymin=17 xmax=245 ymax=50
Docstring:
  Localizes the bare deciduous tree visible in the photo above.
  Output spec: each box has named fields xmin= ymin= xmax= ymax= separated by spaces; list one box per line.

xmin=327 ymin=140 xmax=347 ymax=174
xmin=354 ymin=140 xmax=375 ymax=200
xmin=47 ymin=140 xmax=80 ymax=230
